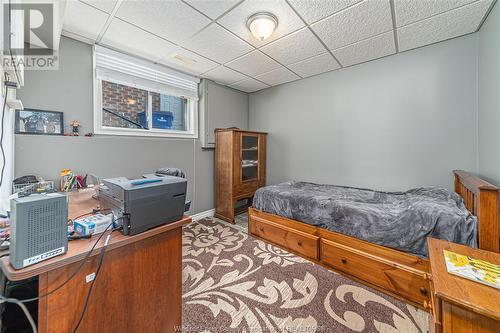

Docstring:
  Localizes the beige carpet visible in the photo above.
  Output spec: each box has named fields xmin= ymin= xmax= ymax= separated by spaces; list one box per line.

xmin=182 ymin=218 xmax=429 ymax=333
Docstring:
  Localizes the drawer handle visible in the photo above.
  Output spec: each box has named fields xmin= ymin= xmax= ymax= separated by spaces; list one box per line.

xmin=341 ymin=258 xmax=347 ymax=264
xmin=259 ymin=227 xmax=264 ymax=232
xmin=419 ymin=287 xmax=428 ymax=296
xmin=297 ymin=241 xmax=302 ymax=246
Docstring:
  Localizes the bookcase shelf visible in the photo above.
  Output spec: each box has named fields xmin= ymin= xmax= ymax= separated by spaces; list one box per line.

xmin=215 ymin=129 xmax=267 ymax=223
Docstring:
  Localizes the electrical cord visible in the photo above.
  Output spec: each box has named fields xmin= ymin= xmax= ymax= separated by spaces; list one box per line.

xmin=0 ymin=212 xmax=121 ymax=333
xmin=0 ymin=225 xmax=115 ymax=333
xmin=0 ymin=84 xmax=8 ymax=188
xmin=69 ymin=208 xmax=102 ymax=223
xmin=72 ymin=233 xmax=111 ymax=333
xmin=0 ymin=216 xmax=123 ymax=304
xmin=5 ymin=222 xmax=111 ymax=302
xmin=0 ymin=297 xmax=37 ymax=333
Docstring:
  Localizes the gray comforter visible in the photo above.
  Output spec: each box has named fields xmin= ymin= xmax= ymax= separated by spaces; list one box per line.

xmin=253 ymin=182 xmax=477 ymax=257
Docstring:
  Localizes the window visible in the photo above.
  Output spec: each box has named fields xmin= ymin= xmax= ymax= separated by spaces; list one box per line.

xmin=94 ymin=46 xmax=199 ymax=138
xmin=100 ymin=80 xmax=192 ymax=133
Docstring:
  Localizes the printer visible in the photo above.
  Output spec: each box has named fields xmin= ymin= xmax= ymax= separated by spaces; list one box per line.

xmin=99 ymin=176 xmax=187 ymax=235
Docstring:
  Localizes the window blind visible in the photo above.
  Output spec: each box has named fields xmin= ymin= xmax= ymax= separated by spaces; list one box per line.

xmin=94 ymin=45 xmax=200 ymax=100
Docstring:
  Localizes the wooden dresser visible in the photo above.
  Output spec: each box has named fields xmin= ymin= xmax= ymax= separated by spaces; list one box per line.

xmin=428 ymin=238 xmax=500 ymax=333
xmin=215 ymin=129 xmax=267 ymax=223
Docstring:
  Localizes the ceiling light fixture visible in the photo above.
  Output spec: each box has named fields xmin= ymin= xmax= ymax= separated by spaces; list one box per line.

xmin=247 ymin=12 xmax=278 ymax=41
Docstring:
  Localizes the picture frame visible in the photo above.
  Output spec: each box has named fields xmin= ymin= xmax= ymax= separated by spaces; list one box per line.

xmin=15 ymin=108 xmax=64 ymax=135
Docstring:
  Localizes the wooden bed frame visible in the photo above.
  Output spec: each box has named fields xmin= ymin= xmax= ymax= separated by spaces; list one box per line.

xmin=248 ymin=170 xmax=499 ymax=311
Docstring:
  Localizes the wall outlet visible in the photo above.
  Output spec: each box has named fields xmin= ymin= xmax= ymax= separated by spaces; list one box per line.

xmin=85 ymin=272 xmax=96 ymax=283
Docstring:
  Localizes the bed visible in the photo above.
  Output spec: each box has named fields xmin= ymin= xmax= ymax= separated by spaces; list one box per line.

xmin=248 ymin=170 xmax=499 ymax=311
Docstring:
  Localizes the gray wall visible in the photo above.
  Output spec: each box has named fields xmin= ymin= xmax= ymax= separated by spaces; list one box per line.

xmin=16 ymin=37 xmax=215 ymax=214
xmin=249 ymin=34 xmax=479 ymax=191
xmin=478 ymin=4 xmax=500 ymax=186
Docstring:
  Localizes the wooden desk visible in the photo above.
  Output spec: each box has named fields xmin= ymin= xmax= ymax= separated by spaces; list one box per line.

xmin=0 ymin=191 xmax=191 ymax=332
xmin=428 ymin=238 xmax=500 ymax=333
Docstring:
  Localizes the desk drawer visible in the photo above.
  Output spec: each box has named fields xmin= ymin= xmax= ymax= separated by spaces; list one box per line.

xmin=250 ymin=216 xmax=319 ymax=260
xmin=320 ymin=239 xmax=431 ymax=308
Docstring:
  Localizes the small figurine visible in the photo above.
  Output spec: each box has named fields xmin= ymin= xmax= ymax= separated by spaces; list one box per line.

xmin=71 ymin=120 xmax=80 ymax=136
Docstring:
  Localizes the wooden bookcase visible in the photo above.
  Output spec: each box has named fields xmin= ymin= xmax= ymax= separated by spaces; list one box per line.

xmin=215 ymin=129 xmax=267 ymax=223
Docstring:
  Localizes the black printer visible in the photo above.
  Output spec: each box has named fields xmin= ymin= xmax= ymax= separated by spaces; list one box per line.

xmin=99 ymin=176 xmax=187 ymax=235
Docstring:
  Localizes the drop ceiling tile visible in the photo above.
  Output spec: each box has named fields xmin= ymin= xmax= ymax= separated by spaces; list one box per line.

xmin=101 ymin=19 xmax=177 ymax=62
xmin=311 ymin=0 xmax=393 ymax=50
xmin=333 ymin=31 xmax=396 ymax=67
xmin=203 ymin=66 xmax=248 ymax=85
xmin=63 ymin=1 xmax=109 ymax=40
xmin=394 ymin=0 xmax=476 ymax=27
xmin=115 ymin=0 xmax=211 ymax=44
xmin=260 ymin=27 xmax=327 ymax=65
xmin=398 ymin=0 xmax=492 ymax=52
xmin=182 ymin=24 xmax=254 ymax=64
xmin=218 ymin=0 xmax=305 ymax=47
xmin=230 ymin=78 xmax=269 ymax=93
xmin=80 ymin=0 xmax=118 ymax=13
xmin=287 ymin=0 xmax=361 ymax=24
xmin=255 ymin=67 xmax=299 ymax=86
xmin=288 ymin=52 xmax=340 ymax=78
xmin=184 ymin=0 xmax=241 ymax=19
xmin=160 ymin=47 xmax=218 ymax=75
xmin=225 ymin=50 xmax=281 ymax=77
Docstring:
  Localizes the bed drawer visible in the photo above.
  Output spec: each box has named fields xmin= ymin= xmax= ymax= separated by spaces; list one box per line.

xmin=250 ymin=216 xmax=319 ymax=260
xmin=320 ymin=239 xmax=431 ymax=307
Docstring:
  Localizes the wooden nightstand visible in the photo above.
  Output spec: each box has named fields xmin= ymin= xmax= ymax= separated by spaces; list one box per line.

xmin=428 ymin=238 xmax=500 ymax=333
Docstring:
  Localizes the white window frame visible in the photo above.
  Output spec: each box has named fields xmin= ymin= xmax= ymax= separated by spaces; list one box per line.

xmin=93 ymin=49 xmax=198 ymax=139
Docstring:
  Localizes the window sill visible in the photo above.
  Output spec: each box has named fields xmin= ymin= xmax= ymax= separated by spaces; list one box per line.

xmin=94 ymin=127 xmax=198 ymax=139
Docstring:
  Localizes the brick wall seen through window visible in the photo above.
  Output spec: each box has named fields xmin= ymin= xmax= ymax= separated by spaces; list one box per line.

xmin=102 ymin=80 xmax=187 ymax=131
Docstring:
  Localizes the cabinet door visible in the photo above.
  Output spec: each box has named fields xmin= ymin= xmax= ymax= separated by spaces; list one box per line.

xmin=233 ymin=133 xmax=265 ymax=194
xmin=241 ymin=134 xmax=260 ymax=182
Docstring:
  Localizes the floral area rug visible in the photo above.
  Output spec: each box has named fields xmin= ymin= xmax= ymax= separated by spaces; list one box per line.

xmin=182 ymin=218 xmax=429 ymax=333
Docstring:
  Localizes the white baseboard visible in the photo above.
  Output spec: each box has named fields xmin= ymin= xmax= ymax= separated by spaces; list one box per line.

xmin=189 ymin=208 xmax=215 ymax=221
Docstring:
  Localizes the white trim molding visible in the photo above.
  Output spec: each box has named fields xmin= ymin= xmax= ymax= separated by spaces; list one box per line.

xmin=189 ymin=209 xmax=215 ymax=221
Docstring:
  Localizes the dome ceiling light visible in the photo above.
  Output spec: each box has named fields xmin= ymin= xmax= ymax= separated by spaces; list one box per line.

xmin=247 ymin=12 xmax=278 ymax=41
